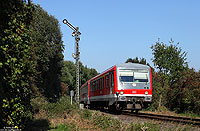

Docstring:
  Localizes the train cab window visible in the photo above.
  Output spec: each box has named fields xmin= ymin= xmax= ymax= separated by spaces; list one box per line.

xmin=119 ymin=69 xmax=149 ymax=83
xmin=134 ymin=72 xmax=148 ymax=82
xmin=106 ymin=75 xmax=109 ymax=88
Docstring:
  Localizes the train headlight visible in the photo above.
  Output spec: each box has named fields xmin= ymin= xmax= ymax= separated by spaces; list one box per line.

xmin=145 ymin=91 xmax=148 ymax=95
xmin=120 ymin=91 xmax=124 ymax=95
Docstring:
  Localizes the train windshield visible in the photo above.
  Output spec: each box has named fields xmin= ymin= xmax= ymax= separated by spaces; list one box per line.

xmin=119 ymin=69 xmax=149 ymax=83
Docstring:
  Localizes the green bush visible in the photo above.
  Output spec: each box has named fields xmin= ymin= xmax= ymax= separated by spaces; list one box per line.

xmin=0 ymin=0 xmax=35 ymax=129
xmin=80 ymin=109 xmax=92 ymax=120
xmin=93 ymin=112 xmax=123 ymax=130
xmin=93 ymin=113 xmax=111 ymax=129
xmin=31 ymin=96 xmax=77 ymax=118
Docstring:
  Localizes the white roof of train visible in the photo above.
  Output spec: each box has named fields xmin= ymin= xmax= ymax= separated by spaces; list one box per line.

xmin=116 ymin=63 xmax=150 ymax=69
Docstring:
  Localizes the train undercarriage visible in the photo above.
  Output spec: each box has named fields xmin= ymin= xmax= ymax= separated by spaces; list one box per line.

xmin=82 ymin=96 xmax=151 ymax=114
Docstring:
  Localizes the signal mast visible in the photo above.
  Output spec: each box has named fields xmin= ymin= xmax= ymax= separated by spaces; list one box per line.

xmin=63 ymin=19 xmax=81 ymax=104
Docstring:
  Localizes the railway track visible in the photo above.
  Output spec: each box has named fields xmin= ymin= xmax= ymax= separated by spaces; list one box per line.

xmin=122 ymin=111 xmax=200 ymax=126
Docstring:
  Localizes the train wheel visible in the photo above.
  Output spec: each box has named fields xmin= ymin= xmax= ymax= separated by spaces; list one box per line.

xmin=114 ymin=104 xmax=122 ymax=115
xmin=108 ymin=105 xmax=113 ymax=113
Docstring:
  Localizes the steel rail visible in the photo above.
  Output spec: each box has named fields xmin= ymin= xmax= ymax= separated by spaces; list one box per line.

xmin=122 ymin=111 xmax=200 ymax=126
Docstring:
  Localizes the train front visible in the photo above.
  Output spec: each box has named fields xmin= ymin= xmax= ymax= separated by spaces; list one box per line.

xmin=115 ymin=63 xmax=152 ymax=112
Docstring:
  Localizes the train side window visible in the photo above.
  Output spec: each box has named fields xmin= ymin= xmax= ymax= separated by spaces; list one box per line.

xmin=110 ymin=73 xmax=112 ymax=87
xmin=98 ymin=79 xmax=99 ymax=90
xmin=99 ymin=78 xmax=102 ymax=89
xmin=102 ymin=78 xmax=104 ymax=89
xmin=90 ymin=83 xmax=91 ymax=92
xmin=95 ymin=81 xmax=97 ymax=91
xmin=91 ymin=82 xmax=93 ymax=92
xmin=91 ymin=82 xmax=92 ymax=92
xmin=111 ymin=72 xmax=114 ymax=86
xmin=93 ymin=82 xmax=95 ymax=91
xmin=93 ymin=82 xmax=95 ymax=92
xmin=98 ymin=79 xmax=100 ymax=90
xmin=106 ymin=75 xmax=109 ymax=88
xmin=94 ymin=81 xmax=96 ymax=91
xmin=102 ymin=77 xmax=105 ymax=89
xmin=96 ymin=80 xmax=98 ymax=90
xmin=96 ymin=80 xmax=98 ymax=91
xmin=99 ymin=79 xmax=101 ymax=89
xmin=97 ymin=80 xmax=99 ymax=90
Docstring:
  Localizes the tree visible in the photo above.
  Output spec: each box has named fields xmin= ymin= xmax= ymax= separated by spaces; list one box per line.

xmin=167 ymin=68 xmax=200 ymax=114
xmin=151 ymin=38 xmax=188 ymax=108
xmin=30 ymin=5 xmax=64 ymax=101
xmin=126 ymin=57 xmax=150 ymax=66
xmin=61 ymin=61 xmax=76 ymax=94
xmin=61 ymin=61 xmax=98 ymax=95
xmin=0 ymin=0 xmax=34 ymax=128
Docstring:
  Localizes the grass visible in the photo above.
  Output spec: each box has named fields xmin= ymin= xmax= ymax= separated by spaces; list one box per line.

xmin=127 ymin=123 xmax=159 ymax=131
xmin=28 ymin=96 xmax=199 ymax=131
xmin=143 ymin=105 xmax=200 ymax=119
xmin=179 ymin=112 xmax=200 ymax=118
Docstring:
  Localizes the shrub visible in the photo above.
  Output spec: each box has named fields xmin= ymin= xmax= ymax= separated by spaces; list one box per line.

xmin=80 ymin=109 xmax=92 ymax=120
xmin=31 ymin=96 xmax=77 ymax=118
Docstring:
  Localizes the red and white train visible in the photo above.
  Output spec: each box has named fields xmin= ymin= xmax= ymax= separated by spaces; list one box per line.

xmin=80 ymin=63 xmax=152 ymax=112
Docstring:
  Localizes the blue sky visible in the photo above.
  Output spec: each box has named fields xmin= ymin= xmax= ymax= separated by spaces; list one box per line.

xmin=32 ymin=0 xmax=200 ymax=72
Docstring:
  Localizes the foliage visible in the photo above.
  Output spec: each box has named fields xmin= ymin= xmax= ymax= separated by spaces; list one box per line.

xmin=61 ymin=61 xmax=98 ymax=95
xmin=0 ymin=1 xmax=64 ymax=128
xmin=151 ymin=39 xmax=188 ymax=108
xmin=61 ymin=61 xmax=76 ymax=93
xmin=150 ymin=38 xmax=200 ymax=116
xmin=126 ymin=57 xmax=150 ymax=66
xmin=0 ymin=0 xmax=35 ymax=129
xmin=80 ymin=109 xmax=92 ymax=120
xmin=31 ymin=96 xmax=77 ymax=118
xmin=53 ymin=124 xmax=71 ymax=131
xmin=167 ymin=68 xmax=200 ymax=114
xmin=93 ymin=112 xmax=122 ymax=130
xmin=79 ymin=61 xmax=99 ymax=86
xmin=151 ymin=39 xmax=188 ymax=87
xmin=30 ymin=5 xmax=64 ymax=101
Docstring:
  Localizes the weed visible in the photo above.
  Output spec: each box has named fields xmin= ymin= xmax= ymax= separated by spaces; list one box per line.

xmin=53 ymin=124 xmax=70 ymax=131
xmin=31 ymin=96 xmax=78 ymax=118
xmin=93 ymin=113 xmax=112 ymax=129
xmin=179 ymin=112 xmax=200 ymax=118
xmin=127 ymin=123 xmax=159 ymax=131
xmin=80 ymin=109 xmax=92 ymax=120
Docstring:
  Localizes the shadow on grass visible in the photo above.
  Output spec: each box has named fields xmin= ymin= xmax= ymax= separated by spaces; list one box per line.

xmin=24 ymin=119 xmax=52 ymax=131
